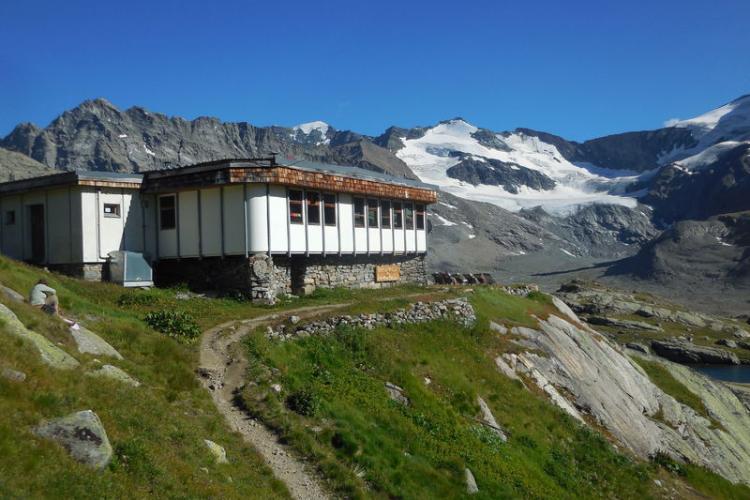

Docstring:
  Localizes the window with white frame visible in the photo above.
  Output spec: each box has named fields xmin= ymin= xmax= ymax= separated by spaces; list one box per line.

xmin=103 ymin=203 xmax=121 ymax=218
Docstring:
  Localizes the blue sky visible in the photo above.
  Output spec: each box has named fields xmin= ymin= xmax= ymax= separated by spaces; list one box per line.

xmin=1 ymin=0 xmax=749 ymax=141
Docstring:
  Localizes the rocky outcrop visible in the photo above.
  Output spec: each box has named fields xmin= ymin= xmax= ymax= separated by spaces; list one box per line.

xmin=651 ymin=340 xmax=740 ymax=365
xmin=86 ymin=364 xmax=140 ymax=387
xmin=0 ymin=304 xmax=79 ymax=369
xmin=586 ymin=316 xmax=663 ymax=332
xmin=33 ymin=410 xmax=113 ymax=469
xmin=496 ymin=298 xmax=750 ymax=484
xmin=70 ymin=325 xmax=123 ymax=359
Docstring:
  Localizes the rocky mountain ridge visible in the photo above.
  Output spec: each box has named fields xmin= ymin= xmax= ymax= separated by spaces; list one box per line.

xmin=2 ymin=96 xmax=750 ymax=311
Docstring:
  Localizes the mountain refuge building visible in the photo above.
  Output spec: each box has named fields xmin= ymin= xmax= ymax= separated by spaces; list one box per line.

xmin=0 ymin=158 xmax=438 ymax=302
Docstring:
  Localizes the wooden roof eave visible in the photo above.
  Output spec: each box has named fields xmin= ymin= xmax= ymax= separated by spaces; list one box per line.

xmin=143 ymin=166 xmax=439 ymax=204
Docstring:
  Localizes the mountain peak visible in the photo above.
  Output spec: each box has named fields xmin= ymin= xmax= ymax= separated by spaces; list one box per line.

xmin=293 ymin=120 xmax=330 ymax=135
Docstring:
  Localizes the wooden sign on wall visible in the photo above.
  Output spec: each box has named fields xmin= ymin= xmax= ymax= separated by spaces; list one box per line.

xmin=375 ymin=264 xmax=401 ymax=283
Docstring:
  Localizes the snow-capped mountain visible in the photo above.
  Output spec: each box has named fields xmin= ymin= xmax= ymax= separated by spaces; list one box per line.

xmin=291 ymin=120 xmax=332 ymax=146
xmin=1 ymin=95 xmax=749 ymax=302
xmin=393 ymin=118 xmax=643 ymax=215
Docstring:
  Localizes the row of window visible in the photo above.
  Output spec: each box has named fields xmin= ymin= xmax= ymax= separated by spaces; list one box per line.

xmin=288 ymin=190 xmax=425 ymax=230
xmin=156 ymin=191 xmax=428 ymax=232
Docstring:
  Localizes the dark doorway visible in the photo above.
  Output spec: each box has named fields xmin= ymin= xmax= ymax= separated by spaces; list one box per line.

xmin=29 ymin=204 xmax=45 ymax=264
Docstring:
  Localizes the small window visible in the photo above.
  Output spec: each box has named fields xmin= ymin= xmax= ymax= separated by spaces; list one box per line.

xmin=323 ymin=194 xmax=336 ymax=226
xmin=416 ymin=204 xmax=425 ymax=230
xmin=380 ymin=200 xmax=391 ymax=229
xmin=393 ymin=202 xmax=403 ymax=229
xmin=307 ymin=192 xmax=321 ymax=225
xmin=4 ymin=210 xmax=15 ymax=226
xmin=103 ymin=203 xmax=121 ymax=218
xmin=367 ymin=198 xmax=378 ymax=228
xmin=159 ymin=195 xmax=176 ymax=230
xmin=353 ymin=197 xmax=365 ymax=228
xmin=404 ymin=203 xmax=414 ymax=230
xmin=289 ymin=190 xmax=303 ymax=224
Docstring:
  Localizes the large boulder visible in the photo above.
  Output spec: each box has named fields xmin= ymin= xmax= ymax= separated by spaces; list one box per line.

xmin=70 ymin=325 xmax=123 ymax=360
xmin=0 ymin=304 xmax=79 ymax=369
xmin=651 ymin=340 xmax=740 ymax=365
xmin=33 ymin=410 xmax=113 ymax=469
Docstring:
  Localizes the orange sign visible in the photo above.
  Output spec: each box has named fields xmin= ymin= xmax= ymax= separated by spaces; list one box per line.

xmin=375 ymin=264 xmax=401 ymax=282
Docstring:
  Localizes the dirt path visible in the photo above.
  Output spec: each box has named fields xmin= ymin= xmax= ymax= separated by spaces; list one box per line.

xmin=198 ymin=304 xmax=349 ymax=500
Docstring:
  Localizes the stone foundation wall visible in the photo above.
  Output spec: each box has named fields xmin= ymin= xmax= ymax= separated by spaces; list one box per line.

xmin=48 ymin=263 xmax=107 ymax=281
xmin=291 ymin=254 xmax=428 ymax=295
xmin=154 ymin=253 xmax=428 ymax=304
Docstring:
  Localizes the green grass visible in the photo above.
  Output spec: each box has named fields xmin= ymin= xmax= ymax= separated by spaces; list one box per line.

xmin=1 ymin=255 xmax=748 ymax=499
xmin=240 ymin=290 xmax=663 ymax=499
xmin=0 ymin=256 xmax=288 ymax=499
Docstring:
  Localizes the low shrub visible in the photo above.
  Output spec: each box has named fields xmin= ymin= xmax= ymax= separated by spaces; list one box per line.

xmin=285 ymin=389 xmax=320 ymax=416
xmin=143 ymin=310 xmax=201 ymax=343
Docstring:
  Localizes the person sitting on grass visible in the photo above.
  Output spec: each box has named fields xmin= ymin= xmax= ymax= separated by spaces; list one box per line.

xmin=29 ymin=278 xmax=59 ymax=316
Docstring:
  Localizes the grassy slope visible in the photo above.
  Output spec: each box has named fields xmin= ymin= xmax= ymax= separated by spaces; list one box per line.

xmin=0 ymin=256 xmax=288 ymax=499
xmin=239 ymin=287 xmax=750 ymax=499
xmin=1 ymin=255 xmax=747 ymax=499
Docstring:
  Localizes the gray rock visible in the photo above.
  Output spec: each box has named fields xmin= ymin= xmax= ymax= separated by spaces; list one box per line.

xmin=1 ymin=367 xmax=26 ymax=382
xmin=86 ymin=364 xmax=140 ymax=387
xmin=731 ymin=327 xmax=750 ymax=339
xmin=513 ymin=314 xmax=750 ymax=484
xmin=489 ymin=321 xmax=507 ymax=335
xmin=586 ymin=316 xmax=663 ymax=332
xmin=204 ymin=439 xmax=228 ymax=464
xmin=0 ymin=303 xmax=79 ymax=369
xmin=0 ymin=283 xmax=24 ymax=302
xmin=465 ymin=468 xmax=479 ymax=494
xmin=476 ymin=396 xmax=507 ymax=442
xmin=70 ymin=325 xmax=123 ymax=360
xmin=33 ymin=410 xmax=112 ymax=469
xmin=384 ymin=382 xmax=409 ymax=406
xmin=717 ymin=338 xmax=738 ymax=349
xmin=289 ymin=315 xmax=301 ymax=325
xmin=651 ymin=340 xmax=740 ymax=365
xmin=625 ymin=342 xmax=649 ymax=354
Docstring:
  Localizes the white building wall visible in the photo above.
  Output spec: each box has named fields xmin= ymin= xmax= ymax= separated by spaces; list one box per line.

xmin=223 ymin=185 xmax=246 ymax=255
xmin=199 ymin=188 xmax=221 ymax=257
xmin=248 ymin=184 xmax=269 ymax=253
xmin=0 ymin=194 xmax=23 ymax=260
xmin=143 ymin=194 xmax=158 ymax=260
xmin=178 ymin=191 xmax=199 ymax=258
xmin=269 ymin=185 xmax=290 ymax=253
xmin=46 ymin=188 xmax=72 ymax=264
xmin=337 ymin=194 xmax=353 ymax=254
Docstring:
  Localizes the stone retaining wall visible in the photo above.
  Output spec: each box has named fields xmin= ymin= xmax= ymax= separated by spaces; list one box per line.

xmin=266 ymin=298 xmax=475 ymax=342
